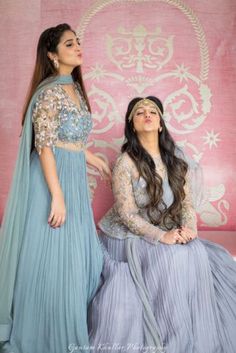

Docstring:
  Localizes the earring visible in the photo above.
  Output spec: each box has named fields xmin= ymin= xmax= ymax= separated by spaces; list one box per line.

xmin=53 ymin=58 xmax=59 ymax=69
xmin=159 ymin=127 xmax=162 ymax=133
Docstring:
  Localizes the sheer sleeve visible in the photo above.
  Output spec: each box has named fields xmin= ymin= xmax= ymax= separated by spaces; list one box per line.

xmin=112 ymin=154 xmax=165 ymax=241
xmin=182 ymin=170 xmax=198 ymax=235
xmin=32 ymin=87 xmax=60 ymax=154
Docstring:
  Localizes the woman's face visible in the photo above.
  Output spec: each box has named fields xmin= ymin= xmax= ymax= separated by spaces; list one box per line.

xmin=132 ymin=102 xmax=161 ymax=134
xmin=52 ymin=30 xmax=82 ymax=73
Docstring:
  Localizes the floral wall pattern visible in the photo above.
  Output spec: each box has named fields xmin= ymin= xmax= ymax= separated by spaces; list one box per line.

xmin=0 ymin=0 xmax=235 ymax=230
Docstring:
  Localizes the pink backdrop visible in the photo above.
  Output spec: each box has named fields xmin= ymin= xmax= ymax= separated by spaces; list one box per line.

xmin=0 ymin=0 xmax=236 ymax=231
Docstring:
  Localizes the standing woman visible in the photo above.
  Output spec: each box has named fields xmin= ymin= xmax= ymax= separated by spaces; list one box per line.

xmin=0 ymin=23 xmax=110 ymax=353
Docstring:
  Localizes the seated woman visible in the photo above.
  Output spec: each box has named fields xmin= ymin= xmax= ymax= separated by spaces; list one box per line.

xmin=88 ymin=96 xmax=236 ymax=353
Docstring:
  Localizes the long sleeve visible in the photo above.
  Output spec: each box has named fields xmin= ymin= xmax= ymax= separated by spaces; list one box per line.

xmin=112 ymin=154 xmax=165 ymax=241
xmin=32 ymin=87 xmax=61 ymax=154
xmin=182 ymin=170 xmax=198 ymax=235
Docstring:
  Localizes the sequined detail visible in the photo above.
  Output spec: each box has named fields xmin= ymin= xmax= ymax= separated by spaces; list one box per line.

xmin=99 ymin=152 xmax=197 ymax=242
xmin=55 ymin=141 xmax=85 ymax=151
xmin=128 ymin=98 xmax=163 ymax=122
xmin=32 ymin=83 xmax=91 ymax=154
xmin=182 ymin=170 xmax=197 ymax=234
xmin=99 ymin=153 xmax=166 ymax=242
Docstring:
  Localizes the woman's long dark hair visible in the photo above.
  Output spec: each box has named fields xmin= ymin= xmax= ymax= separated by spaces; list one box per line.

xmin=121 ymin=96 xmax=188 ymax=230
xmin=22 ymin=23 xmax=91 ymax=127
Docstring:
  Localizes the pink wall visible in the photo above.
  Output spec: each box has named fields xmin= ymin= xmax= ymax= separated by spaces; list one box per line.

xmin=0 ymin=0 xmax=236 ymax=230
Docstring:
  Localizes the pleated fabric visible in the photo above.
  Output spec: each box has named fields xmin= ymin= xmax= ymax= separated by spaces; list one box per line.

xmin=1 ymin=148 xmax=103 ymax=353
xmin=0 ymin=76 xmax=74 ymax=341
xmin=89 ymin=234 xmax=236 ymax=353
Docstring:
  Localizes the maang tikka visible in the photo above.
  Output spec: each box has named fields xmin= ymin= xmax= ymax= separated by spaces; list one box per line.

xmin=128 ymin=98 xmax=163 ymax=122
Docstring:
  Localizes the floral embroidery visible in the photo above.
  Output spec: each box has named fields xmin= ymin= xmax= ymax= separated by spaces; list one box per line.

xmin=100 ymin=153 xmax=166 ymax=241
xmin=32 ymin=84 xmax=91 ymax=154
xmin=100 ymin=152 xmax=198 ymax=241
xmin=182 ymin=170 xmax=197 ymax=234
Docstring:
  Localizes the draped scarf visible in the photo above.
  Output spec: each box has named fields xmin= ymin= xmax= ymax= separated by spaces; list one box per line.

xmin=0 ymin=74 xmax=74 ymax=342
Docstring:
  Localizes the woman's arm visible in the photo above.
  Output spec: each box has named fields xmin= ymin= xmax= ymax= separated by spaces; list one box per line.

xmin=85 ymin=149 xmax=111 ymax=181
xmin=181 ymin=170 xmax=198 ymax=238
xmin=112 ymin=154 xmax=166 ymax=241
xmin=112 ymin=153 xmax=190 ymax=245
xmin=33 ymin=87 xmax=65 ymax=228
xmin=39 ymin=148 xmax=66 ymax=228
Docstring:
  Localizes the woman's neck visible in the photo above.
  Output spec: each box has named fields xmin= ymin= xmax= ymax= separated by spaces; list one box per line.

xmin=58 ymin=66 xmax=73 ymax=76
xmin=138 ymin=132 xmax=160 ymax=157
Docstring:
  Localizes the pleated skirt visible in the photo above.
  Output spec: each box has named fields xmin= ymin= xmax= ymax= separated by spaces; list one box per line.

xmin=89 ymin=234 xmax=236 ymax=353
xmin=2 ymin=148 xmax=103 ymax=353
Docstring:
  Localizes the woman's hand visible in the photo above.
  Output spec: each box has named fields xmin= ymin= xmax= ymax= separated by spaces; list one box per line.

xmin=159 ymin=227 xmax=197 ymax=245
xmin=48 ymin=191 xmax=66 ymax=228
xmin=96 ymin=157 xmax=112 ymax=181
xmin=180 ymin=226 xmax=197 ymax=241
xmin=159 ymin=229 xmax=182 ymax=245
xmin=85 ymin=150 xmax=112 ymax=182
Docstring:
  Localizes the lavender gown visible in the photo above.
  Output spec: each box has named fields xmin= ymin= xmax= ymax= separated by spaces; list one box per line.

xmin=88 ymin=152 xmax=236 ymax=353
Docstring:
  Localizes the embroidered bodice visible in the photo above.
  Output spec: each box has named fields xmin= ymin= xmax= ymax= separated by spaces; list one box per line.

xmin=99 ymin=152 xmax=197 ymax=243
xmin=32 ymin=82 xmax=91 ymax=154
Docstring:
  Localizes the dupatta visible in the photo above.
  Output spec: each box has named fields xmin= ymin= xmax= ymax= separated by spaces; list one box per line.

xmin=0 ymin=74 xmax=73 ymax=342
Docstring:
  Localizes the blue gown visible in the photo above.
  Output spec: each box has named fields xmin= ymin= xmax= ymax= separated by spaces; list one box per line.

xmin=88 ymin=152 xmax=236 ymax=353
xmin=0 ymin=78 xmax=103 ymax=353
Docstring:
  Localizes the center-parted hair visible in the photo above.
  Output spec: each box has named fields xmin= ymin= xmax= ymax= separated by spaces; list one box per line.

xmin=121 ymin=96 xmax=188 ymax=230
xmin=22 ymin=23 xmax=90 ymax=127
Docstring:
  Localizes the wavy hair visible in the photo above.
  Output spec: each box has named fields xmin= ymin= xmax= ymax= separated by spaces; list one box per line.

xmin=121 ymin=96 xmax=188 ymax=229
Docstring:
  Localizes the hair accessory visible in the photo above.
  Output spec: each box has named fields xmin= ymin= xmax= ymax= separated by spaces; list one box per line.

xmin=128 ymin=98 xmax=163 ymax=122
